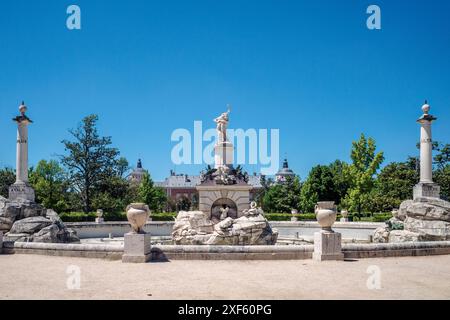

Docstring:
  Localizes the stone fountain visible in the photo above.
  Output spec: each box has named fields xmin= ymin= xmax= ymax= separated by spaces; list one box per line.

xmin=172 ymin=108 xmax=278 ymax=245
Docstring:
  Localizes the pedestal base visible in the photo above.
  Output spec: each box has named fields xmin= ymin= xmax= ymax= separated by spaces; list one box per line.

xmin=0 ymin=231 xmax=3 ymax=254
xmin=122 ymin=233 xmax=151 ymax=263
xmin=95 ymin=217 xmax=104 ymax=223
xmin=313 ymin=231 xmax=344 ymax=261
xmin=340 ymin=218 xmax=349 ymax=222
xmin=214 ymin=142 xmax=234 ymax=168
xmin=8 ymin=182 xmax=35 ymax=202
xmin=413 ymin=182 xmax=440 ymax=200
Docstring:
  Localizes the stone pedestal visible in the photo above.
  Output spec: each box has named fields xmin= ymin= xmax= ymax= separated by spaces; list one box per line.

xmin=95 ymin=217 xmax=104 ymax=223
xmin=122 ymin=233 xmax=151 ymax=263
xmin=313 ymin=231 xmax=344 ymax=261
xmin=214 ymin=141 xmax=234 ymax=168
xmin=340 ymin=217 xmax=349 ymax=222
xmin=8 ymin=182 xmax=35 ymax=202
xmin=413 ymin=182 xmax=440 ymax=200
xmin=0 ymin=231 xmax=3 ymax=254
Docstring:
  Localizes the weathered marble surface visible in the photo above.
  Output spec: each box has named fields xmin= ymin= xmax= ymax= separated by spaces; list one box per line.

xmin=374 ymin=197 xmax=450 ymax=243
xmin=0 ymin=196 xmax=79 ymax=243
xmin=172 ymin=208 xmax=278 ymax=245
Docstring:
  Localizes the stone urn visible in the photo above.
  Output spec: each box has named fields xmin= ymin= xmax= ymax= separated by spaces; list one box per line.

xmin=95 ymin=209 xmax=104 ymax=223
xmin=340 ymin=209 xmax=349 ymax=222
xmin=315 ymin=201 xmax=337 ymax=232
xmin=291 ymin=209 xmax=298 ymax=222
xmin=96 ymin=209 xmax=103 ymax=218
xmin=126 ymin=203 xmax=150 ymax=234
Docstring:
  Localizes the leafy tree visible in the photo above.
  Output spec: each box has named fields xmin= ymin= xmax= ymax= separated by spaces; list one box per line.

xmin=369 ymin=161 xmax=418 ymax=211
xmin=434 ymin=164 xmax=450 ymax=200
xmin=434 ymin=143 xmax=450 ymax=170
xmin=342 ymin=134 xmax=384 ymax=215
xmin=328 ymin=160 xmax=351 ymax=204
xmin=254 ymin=174 xmax=274 ymax=206
xmin=29 ymin=160 xmax=71 ymax=212
xmin=262 ymin=176 xmax=301 ymax=213
xmin=61 ymin=114 xmax=121 ymax=213
xmin=137 ymin=173 xmax=167 ymax=212
xmin=0 ymin=167 xmax=15 ymax=198
xmin=176 ymin=196 xmax=191 ymax=211
xmin=299 ymin=165 xmax=337 ymax=213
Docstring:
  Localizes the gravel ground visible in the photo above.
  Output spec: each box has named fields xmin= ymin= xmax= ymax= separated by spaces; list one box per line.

xmin=1 ymin=253 xmax=450 ymax=299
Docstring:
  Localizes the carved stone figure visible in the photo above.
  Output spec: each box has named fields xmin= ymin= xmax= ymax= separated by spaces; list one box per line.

xmin=214 ymin=108 xmax=230 ymax=143
xmin=172 ymin=203 xmax=278 ymax=245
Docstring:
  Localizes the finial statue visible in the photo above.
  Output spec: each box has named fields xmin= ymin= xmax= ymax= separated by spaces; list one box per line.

xmin=214 ymin=106 xmax=231 ymax=143
xmin=19 ymin=101 xmax=27 ymax=115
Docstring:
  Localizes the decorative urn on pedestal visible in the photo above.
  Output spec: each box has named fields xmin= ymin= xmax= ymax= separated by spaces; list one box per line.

xmin=340 ymin=209 xmax=349 ymax=222
xmin=95 ymin=209 xmax=104 ymax=223
xmin=315 ymin=201 xmax=337 ymax=232
xmin=126 ymin=203 xmax=150 ymax=234
xmin=313 ymin=201 xmax=344 ymax=261
xmin=291 ymin=209 xmax=298 ymax=222
xmin=122 ymin=203 xmax=151 ymax=263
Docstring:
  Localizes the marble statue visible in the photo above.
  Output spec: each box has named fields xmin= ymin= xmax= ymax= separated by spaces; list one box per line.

xmin=214 ymin=107 xmax=231 ymax=143
xmin=219 ymin=206 xmax=229 ymax=220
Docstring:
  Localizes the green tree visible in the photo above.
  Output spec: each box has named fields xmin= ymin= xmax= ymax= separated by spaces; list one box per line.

xmin=433 ymin=145 xmax=450 ymax=200
xmin=433 ymin=143 xmax=449 ymax=169
xmin=299 ymin=165 xmax=337 ymax=213
xmin=137 ymin=173 xmax=167 ymax=212
xmin=29 ymin=160 xmax=71 ymax=212
xmin=342 ymin=134 xmax=384 ymax=215
xmin=328 ymin=160 xmax=351 ymax=204
xmin=0 ymin=167 xmax=15 ymax=198
xmin=61 ymin=114 xmax=121 ymax=213
xmin=369 ymin=160 xmax=418 ymax=212
xmin=262 ymin=176 xmax=301 ymax=213
xmin=434 ymin=164 xmax=450 ymax=200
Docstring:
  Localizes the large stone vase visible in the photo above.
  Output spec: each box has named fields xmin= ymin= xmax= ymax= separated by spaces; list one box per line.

xmin=126 ymin=203 xmax=150 ymax=234
xmin=315 ymin=201 xmax=337 ymax=232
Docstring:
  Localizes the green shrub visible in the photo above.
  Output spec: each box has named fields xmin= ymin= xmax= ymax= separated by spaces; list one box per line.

xmin=151 ymin=212 xmax=177 ymax=221
xmin=59 ymin=212 xmax=97 ymax=222
xmin=60 ymin=211 xmax=178 ymax=222
xmin=372 ymin=213 xmax=393 ymax=223
xmin=264 ymin=213 xmax=316 ymax=221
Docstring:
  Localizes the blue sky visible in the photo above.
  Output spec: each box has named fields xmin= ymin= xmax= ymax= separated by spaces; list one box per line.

xmin=0 ymin=0 xmax=449 ymax=181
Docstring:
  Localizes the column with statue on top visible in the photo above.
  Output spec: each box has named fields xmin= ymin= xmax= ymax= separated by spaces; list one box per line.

xmin=413 ymin=100 xmax=440 ymax=200
xmin=8 ymin=101 xmax=35 ymax=202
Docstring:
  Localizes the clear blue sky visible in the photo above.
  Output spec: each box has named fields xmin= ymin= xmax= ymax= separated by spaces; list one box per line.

xmin=0 ymin=0 xmax=449 ymax=181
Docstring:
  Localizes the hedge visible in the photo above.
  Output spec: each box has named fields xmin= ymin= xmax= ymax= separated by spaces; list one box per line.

xmin=59 ymin=211 xmax=177 ymax=222
xmin=59 ymin=211 xmax=393 ymax=223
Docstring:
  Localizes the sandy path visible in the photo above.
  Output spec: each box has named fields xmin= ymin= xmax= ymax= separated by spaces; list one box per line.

xmin=1 ymin=254 xmax=450 ymax=299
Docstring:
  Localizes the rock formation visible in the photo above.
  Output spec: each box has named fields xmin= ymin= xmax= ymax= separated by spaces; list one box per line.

xmin=172 ymin=204 xmax=278 ymax=245
xmin=0 ymin=196 xmax=79 ymax=243
xmin=373 ymin=197 xmax=450 ymax=243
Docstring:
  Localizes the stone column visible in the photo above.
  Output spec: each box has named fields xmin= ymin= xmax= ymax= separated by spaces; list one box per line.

xmin=16 ymin=119 xmax=30 ymax=183
xmin=8 ymin=102 xmax=35 ymax=202
xmin=0 ymin=231 xmax=3 ymax=254
xmin=413 ymin=101 xmax=440 ymax=199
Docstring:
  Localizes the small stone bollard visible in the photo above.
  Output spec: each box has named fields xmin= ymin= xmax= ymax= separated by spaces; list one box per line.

xmin=122 ymin=203 xmax=151 ymax=263
xmin=313 ymin=202 xmax=344 ymax=261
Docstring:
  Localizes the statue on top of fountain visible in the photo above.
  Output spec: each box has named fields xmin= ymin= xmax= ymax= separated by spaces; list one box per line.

xmin=214 ymin=106 xmax=231 ymax=143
